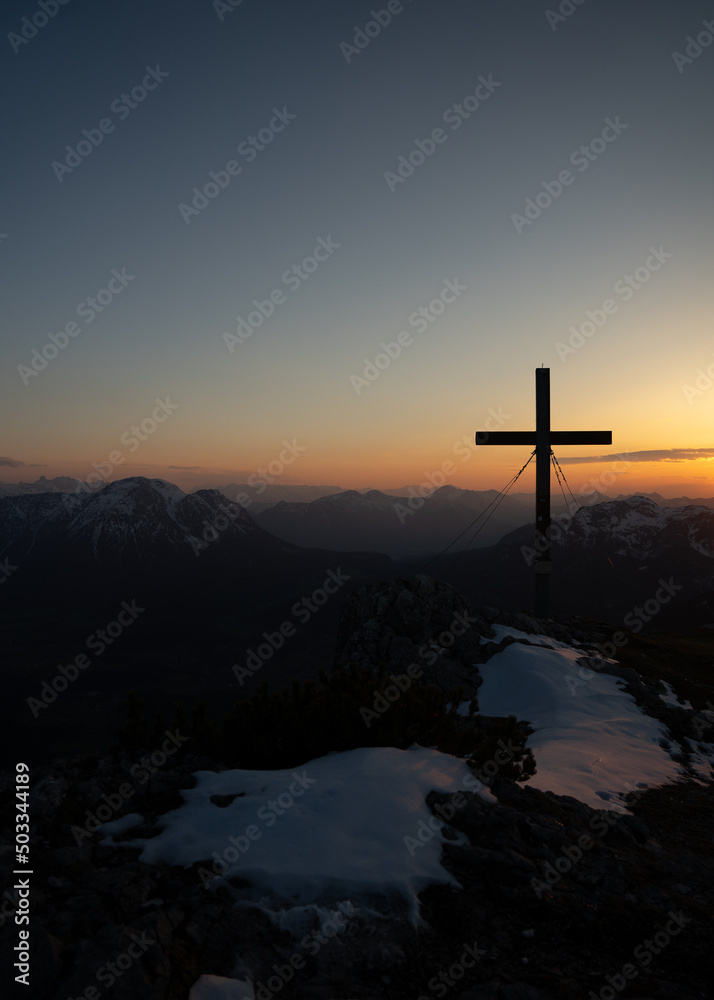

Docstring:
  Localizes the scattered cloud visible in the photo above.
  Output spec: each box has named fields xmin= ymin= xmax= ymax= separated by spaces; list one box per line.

xmin=559 ymin=448 xmax=714 ymax=465
xmin=168 ymin=465 xmax=203 ymax=471
xmin=0 ymin=456 xmax=45 ymax=467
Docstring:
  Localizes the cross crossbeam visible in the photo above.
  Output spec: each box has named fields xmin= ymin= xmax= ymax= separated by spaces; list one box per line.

xmin=475 ymin=368 xmax=612 ymax=618
xmin=475 ymin=431 xmax=612 ymax=446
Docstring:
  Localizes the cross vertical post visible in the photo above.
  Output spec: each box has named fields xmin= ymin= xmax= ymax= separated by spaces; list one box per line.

xmin=534 ymin=367 xmax=551 ymax=618
xmin=475 ymin=368 xmax=612 ymax=619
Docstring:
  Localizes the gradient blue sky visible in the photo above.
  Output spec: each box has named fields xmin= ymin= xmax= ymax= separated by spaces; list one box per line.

xmin=2 ymin=0 xmax=713 ymax=495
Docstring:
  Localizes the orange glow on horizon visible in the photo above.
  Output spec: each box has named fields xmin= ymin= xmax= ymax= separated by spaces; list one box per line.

xmin=4 ymin=455 xmax=714 ymax=500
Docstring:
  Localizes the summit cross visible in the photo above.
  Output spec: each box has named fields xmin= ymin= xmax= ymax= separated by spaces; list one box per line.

xmin=475 ymin=367 xmax=612 ymax=618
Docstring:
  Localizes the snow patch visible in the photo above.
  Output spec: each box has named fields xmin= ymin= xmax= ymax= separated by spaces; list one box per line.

xmin=128 ymin=746 xmax=493 ymax=923
xmin=479 ymin=623 xmax=584 ymax=651
xmin=476 ymin=635 xmax=685 ymax=812
xmin=659 ymin=680 xmax=693 ymax=710
xmin=189 ymin=975 xmax=254 ymax=1000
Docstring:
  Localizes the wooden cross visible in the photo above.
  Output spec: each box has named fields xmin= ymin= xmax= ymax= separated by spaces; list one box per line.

xmin=475 ymin=367 xmax=612 ymax=618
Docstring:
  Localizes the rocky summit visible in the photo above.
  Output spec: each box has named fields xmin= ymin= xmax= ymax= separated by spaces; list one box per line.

xmin=2 ymin=577 xmax=713 ymax=999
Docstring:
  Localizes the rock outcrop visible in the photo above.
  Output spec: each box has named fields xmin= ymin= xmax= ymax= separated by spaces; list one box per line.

xmin=1 ymin=751 xmax=712 ymax=999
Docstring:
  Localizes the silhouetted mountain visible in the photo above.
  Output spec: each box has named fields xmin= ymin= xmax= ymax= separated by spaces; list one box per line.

xmin=0 ymin=477 xmax=389 ymax=609
xmin=614 ymin=490 xmax=714 ymax=510
xmin=0 ymin=477 xmax=391 ymax=762
xmin=434 ymin=496 xmax=714 ymax=628
xmin=256 ymin=485 xmax=612 ymax=558
xmin=0 ymin=474 xmax=84 ymax=496
xmin=199 ymin=482 xmax=345 ymax=507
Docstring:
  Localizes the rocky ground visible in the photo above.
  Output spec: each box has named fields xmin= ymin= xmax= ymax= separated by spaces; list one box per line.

xmin=1 ymin=752 xmax=712 ymax=999
xmin=2 ymin=579 xmax=714 ymax=999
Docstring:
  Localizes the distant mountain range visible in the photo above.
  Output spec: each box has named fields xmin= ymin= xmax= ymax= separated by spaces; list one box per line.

xmin=4 ymin=476 xmax=714 ymax=563
xmin=254 ymin=485 xmax=533 ymax=556
xmin=0 ymin=477 xmax=388 ymax=607
xmin=2 ymin=478 xmax=712 ymax=628
xmin=0 ymin=474 xmax=87 ymax=496
xmin=193 ymin=482 xmax=346 ymax=514
xmin=3 ymin=478 xmax=714 ymax=764
xmin=0 ymin=477 xmax=392 ymax=759
xmin=252 ymin=485 xmax=709 ymax=559
xmin=7 ymin=474 xmax=714 ymax=508
xmin=0 ymin=474 xmax=390 ymax=690
xmin=433 ymin=495 xmax=714 ymax=629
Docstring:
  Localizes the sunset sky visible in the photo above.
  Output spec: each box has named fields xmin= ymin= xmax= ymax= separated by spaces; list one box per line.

xmin=2 ymin=0 xmax=713 ymax=497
